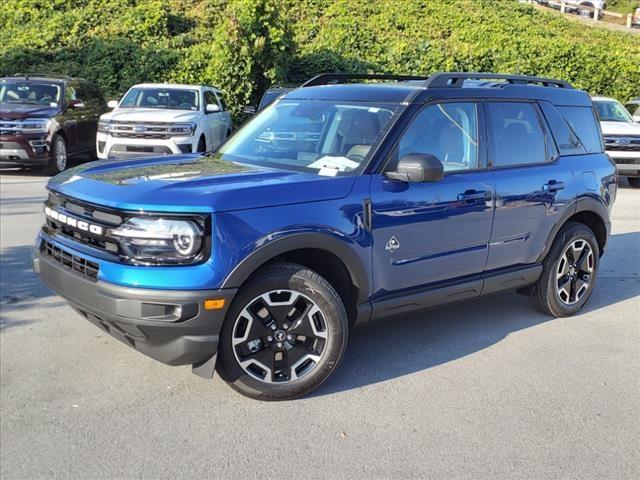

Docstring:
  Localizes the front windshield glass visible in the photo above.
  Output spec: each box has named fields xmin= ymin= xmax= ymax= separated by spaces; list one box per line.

xmin=0 ymin=81 xmax=62 ymax=105
xmin=119 ymin=88 xmax=199 ymax=111
xmin=217 ymin=99 xmax=403 ymax=175
xmin=593 ymin=100 xmax=633 ymax=123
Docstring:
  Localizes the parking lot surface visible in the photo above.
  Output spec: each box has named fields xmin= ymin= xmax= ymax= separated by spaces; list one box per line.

xmin=1 ymin=170 xmax=639 ymax=480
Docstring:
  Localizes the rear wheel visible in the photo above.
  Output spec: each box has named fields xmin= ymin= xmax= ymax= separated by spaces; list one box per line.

xmin=45 ymin=134 xmax=67 ymax=175
xmin=532 ymin=222 xmax=599 ymax=317
xmin=627 ymin=177 xmax=640 ymax=189
xmin=218 ymin=263 xmax=349 ymax=401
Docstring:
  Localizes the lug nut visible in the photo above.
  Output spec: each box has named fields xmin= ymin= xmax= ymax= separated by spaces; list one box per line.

xmin=287 ymin=334 xmax=293 ymax=341
xmin=267 ymin=336 xmax=273 ymax=342
xmin=270 ymin=324 xmax=276 ymax=330
xmin=283 ymin=323 xmax=290 ymax=330
xmin=277 ymin=342 xmax=284 ymax=348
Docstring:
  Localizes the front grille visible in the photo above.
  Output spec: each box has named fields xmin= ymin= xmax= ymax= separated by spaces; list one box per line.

xmin=614 ymin=158 xmax=640 ymax=165
xmin=43 ymin=240 xmax=99 ymax=281
xmin=107 ymin=121 xmax=190 ymax=139
xmin=603 ymin=135 xmax=640 ymax=152
xmin=45 ymin=192 xmax=123 ymax=256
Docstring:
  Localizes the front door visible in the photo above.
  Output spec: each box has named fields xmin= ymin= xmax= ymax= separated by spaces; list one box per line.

xmin=370 ymin=101 xmax=494 ymax=297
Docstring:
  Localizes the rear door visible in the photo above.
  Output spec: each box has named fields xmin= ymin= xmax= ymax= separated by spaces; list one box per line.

xmin=370 ymin=101 xmax=495 ymax=295
xmin=485 ymin=101 xmax=575 ymax=271
xmin=203 ymin=90 xmax=224 ymax=149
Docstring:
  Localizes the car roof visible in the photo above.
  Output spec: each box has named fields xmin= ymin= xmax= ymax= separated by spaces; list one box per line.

xmin=282 ymin=82 xmax=592 ymax=107
xmin=2 ymin=75 xmax=69 ymax=84
xmin=591 ymin=96 xmax=617 ymax=102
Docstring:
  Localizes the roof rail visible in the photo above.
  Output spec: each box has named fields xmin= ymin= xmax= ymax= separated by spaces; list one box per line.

xmin=12 ymin=73 xmax=73 ymax=80
xmin=302 ymin=73 xmax=430 ymax=87
xmin=424 ymin=72 xmax=573 ymax=89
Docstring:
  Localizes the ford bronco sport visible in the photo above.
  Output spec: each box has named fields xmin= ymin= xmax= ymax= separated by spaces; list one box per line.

xmin=1 ymin=74 xmax=105 ymax=174
xmin=34 ymin=72 xmax=617 ymax=400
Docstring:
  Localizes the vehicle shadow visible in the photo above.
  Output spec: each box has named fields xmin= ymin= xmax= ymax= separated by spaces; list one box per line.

xmin=0 ymin=244 xmax=57 ymax=331
xmin=314 ymin=231 xmax=640 ymax=397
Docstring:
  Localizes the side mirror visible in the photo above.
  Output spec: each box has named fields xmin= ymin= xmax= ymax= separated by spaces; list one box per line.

xmin=206 ymin=103 xmax=221 ymax=113
xmin=385 ymin=153 xmax=444 ymax=183
xmin=107 ymin=100 xmax=118 ymax=109
xmin=68 ymin=99 xmax=86 ymax=109
xmin=243 ymin=105 xmax=256 ymax=116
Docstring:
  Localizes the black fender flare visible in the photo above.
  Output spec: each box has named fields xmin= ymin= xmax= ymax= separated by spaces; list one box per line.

xmin=536 ymin=196 xmax=610 ymax=263
xmin=221 ymin=232 xmax=371 ymax=304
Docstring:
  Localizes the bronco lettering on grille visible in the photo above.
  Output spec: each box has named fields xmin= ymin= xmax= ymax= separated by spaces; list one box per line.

xmin=44 ymin=207 xmax=104 ymax=235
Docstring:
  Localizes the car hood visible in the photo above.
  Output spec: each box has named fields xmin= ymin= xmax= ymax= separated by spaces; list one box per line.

xmin=101 ymin=108 xmax=199 ymax=122
xmin=600 ymin=121 xmax=640 ymax=136
xmin=0 ymin=102 xmax=60 ymax=120
xmin=47 ymin=154 xmax=356 ymax=213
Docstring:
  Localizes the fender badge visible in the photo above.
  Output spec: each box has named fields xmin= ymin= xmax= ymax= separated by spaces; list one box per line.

xmin=385 ymin=236 xmax=400 ymax=253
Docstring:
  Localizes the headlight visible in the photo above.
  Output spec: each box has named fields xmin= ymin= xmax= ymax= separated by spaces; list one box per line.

xmin=111 ymin=217 xmax=205 ymax=264
xmin=97 ymin=120 xmax=114 ymax=133
xmin=169 ymin=123 xmax=196 ymax=136
xmin=19 ymin=118 xmax=50 ymax=133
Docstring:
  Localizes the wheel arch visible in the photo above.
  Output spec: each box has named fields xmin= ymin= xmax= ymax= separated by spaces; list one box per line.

xmin=221 ymin=233 xmax=371 ymax=325
xmin=538 ymin=198 xmax=610 ymax=262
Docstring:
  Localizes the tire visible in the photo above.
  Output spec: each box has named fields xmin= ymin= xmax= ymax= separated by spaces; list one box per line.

xmin=217 ymin=262 xmax=349 ymax=401
xmin=45 ymin=134 xmax=68 ymax=175
xmin=532 ymin=222 xmax=600 ymax=317
xmin=627 ymin=177 xmax=640 ymax=189
xmin=196 ymin=135 xmax=206 ymax=153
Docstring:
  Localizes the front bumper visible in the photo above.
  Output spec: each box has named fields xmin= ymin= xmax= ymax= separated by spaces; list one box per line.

xmin=97 ymin=132 xmax=196 ymax=160
xmin=0 ymin=134 xmax=50 ymax=166
xmin=34 ymin=248 xmax=237 ymax=370
xmin=606 ymin=150 xmax=640 ymax=177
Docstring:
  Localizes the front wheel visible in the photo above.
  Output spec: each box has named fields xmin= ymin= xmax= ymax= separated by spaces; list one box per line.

xmin=45 ymin=134 xmax=68 ymax=175
xmin=217 ymin=263 xmax=349 ymax=401
xmin=532 ymin=222 xmax=599 ymax=317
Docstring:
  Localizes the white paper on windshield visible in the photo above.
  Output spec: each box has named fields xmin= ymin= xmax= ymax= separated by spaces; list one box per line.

xmin=309 ymin=156 xmax=360 ymax=175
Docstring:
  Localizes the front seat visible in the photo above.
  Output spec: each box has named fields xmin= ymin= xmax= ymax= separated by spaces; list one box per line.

xmin=338 ymin=110 xmax=380 ymax=161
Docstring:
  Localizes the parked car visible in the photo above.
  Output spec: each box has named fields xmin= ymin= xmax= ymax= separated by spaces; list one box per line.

xmin=243 ymin=86 xmax=294 ymax=116
xmin=544 ymin=0 xmax=607 ymax=17
xmin=592 ymin=96 xmax=640 ymax=188
xmin=0 ymin=74 xmax=104 ymax=175
xmin=97 ymin=83 xmax=232 ymax=160
xmin=625 ymin=98 xmax=640 ymax=122
xmin=633 ymin=7 xmax=640 ymax=27
xmin=35 ymin=72 xmax=616 ymax=400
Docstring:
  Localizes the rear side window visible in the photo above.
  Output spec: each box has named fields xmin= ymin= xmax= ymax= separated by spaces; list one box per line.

xmin=487 ymin=102 xmax=547 ymax=167
xmin=539 ymin=102 xmax=586 ymax=156
xmin=557 ymin=106 xmax=603 ymax=154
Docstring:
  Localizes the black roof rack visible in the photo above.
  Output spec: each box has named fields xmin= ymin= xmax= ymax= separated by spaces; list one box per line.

xmin=424 ymin=72 xmax=573 ymax=89
xmin=11 ymin=73 xmax=73 ymax=80
xmin=302 ymin=73 xmax=430 ymax=87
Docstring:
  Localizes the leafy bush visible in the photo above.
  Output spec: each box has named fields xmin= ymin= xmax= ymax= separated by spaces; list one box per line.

xmin=1 ymin=0 xmax=638 ymax=123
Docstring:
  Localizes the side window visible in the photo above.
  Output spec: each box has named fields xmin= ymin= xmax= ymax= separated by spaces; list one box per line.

xmin=65 ymin=85 xmax=77 ymax=103
xmin=393 ymin=102 xmax=479 ymax=173
xmin=215 ymin=92 xmax=228 ymax=111
xmin=487 ymin=102 xmax=546 ymax=167
xmin=557 ymin=106 xmax=603 ymax=154
xmin=204 ymin=91 xmax=219 ymax=111
xmin=539 ymin=102 xmax=586 ymax=156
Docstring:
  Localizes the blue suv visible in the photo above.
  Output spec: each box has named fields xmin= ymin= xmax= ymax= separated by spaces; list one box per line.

xmin=34 ymin=73 xmax=617 ymax=400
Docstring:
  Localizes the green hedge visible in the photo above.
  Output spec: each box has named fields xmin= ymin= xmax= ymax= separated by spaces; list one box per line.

xmin=2 ymin=0 xmax=639 ymax=122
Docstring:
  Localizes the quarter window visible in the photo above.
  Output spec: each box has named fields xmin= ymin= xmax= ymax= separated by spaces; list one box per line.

xmin=487 ymin=102 xmax=546 ymax=167
xmin=395 ymin=102 xmax=479 ymax=172
xmin=558 ymin=106 xmax=604 ymax=154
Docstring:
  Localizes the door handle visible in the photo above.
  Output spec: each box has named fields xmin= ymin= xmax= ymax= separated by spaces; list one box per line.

xmin=457 ymin=190 xmax=488 ymax=201
xmin=542 ymin=181 xmax=565 ymax=192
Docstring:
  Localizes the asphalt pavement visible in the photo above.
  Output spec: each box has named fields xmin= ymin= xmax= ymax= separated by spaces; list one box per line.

xmin=1 ymin=169 xmax=638 ymax=480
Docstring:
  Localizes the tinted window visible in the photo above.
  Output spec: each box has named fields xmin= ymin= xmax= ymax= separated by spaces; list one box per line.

xmin=625 ymin=102 xmax=640 ymax=117
xmin=120 ymin=88 xmax=199 ymax=111
xmin=539 ymin=102 xmax=586 ymax=156
xmin=0 ymin=80 xmax=62 ymax=105
xmin=216 ymin=92 xmax=228 ymax=110
xmin=558 ymin=106 xmax=603 ymax=154
xmin=204 ymin=91 xmax=219 ymax=109
xmin=395 ymin=102 xmax=479 ymax=172
xmin=488 ymin=102 xmax=546 ymax=166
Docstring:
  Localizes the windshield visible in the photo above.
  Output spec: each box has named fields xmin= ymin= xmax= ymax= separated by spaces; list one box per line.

xmin=593 ymin=100 xmax=633 ymax=123
xmin=217 ymin=99 xmax=402 ymax=175
xmin=0 ymin=81 xmax=61 ymax=105
xmin=119 ymin=88 xmax=199 ymax=111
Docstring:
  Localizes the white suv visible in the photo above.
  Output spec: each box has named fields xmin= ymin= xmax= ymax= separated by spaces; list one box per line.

xmin=97 ymin=83 xmax=232 ymax=160
xmin=592 ymin=96 xmax=640 ymax=188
